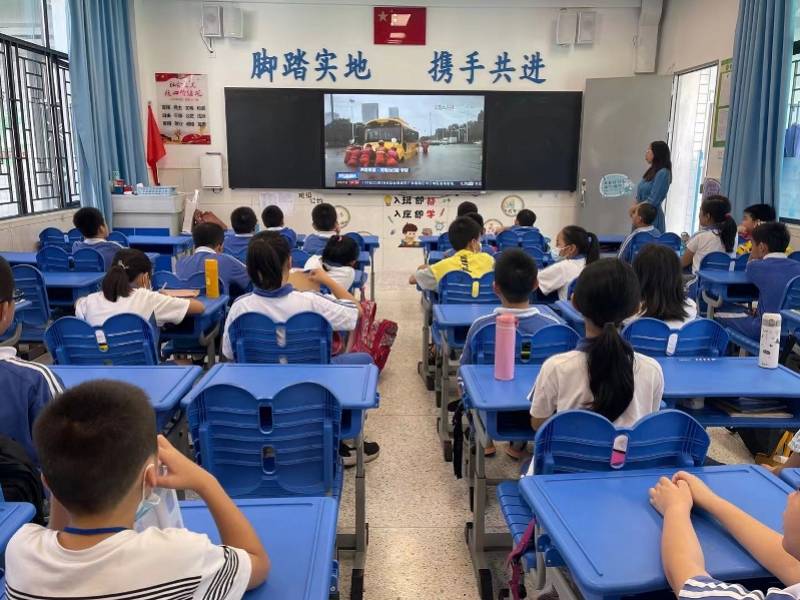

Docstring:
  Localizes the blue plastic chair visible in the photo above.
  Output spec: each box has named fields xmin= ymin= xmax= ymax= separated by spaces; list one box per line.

xmin=152 ymin=270 xmax=226 ymax=296
xmin=291 ymin=249 xmax=311 ymax=269
xmin=438 ymin=271 xmax=497 ymax=304
xmin=734 ymin=253 xmax=750 ymax=271
xmin=72 ymin=248 xmax=105 ymax=272
xmin=521 ymin=246 xmax=549 ymax=270
xmin=520 ymin=229 xmax=547 ymax=253
xmin=437 ymin=232 xmax=453 ymax=252
xmin=107 ymin=231 xmax=130 ymax=247
xmin=496 ymin=230 xmax=521 ymax=252
xmin=186 ymin=382 xmax=342 ymax=498
xmin=674 ymin=319 xmax=729 ymax=357
xmin=790 ymin=251 xmax=800 ymax=263
xmin=627 ymin=231 xmax=681 ymax=261
xmin=44 ymin=314 xmax=160 ymax=365
xmin=38 ymin=227 xmax=70 ymax=251
xmin=699 ymin=251 xmax=733 ymax=271
xmin=468 ymin=323 xmax=579 ymax=365
xmin=622 ymin=318 xmax=671 ymax=356
xmin=10 ymin=265 xmax=51 ymax=343
xmin=228 ymin=312 xmax=332 ymax=364
xmin=67 ymin=228 xmax=83 ymax=245
xmin=35 ymin=246 xmax=70 ymax=272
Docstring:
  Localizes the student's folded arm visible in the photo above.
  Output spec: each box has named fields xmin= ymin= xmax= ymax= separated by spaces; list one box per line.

xmin=413 ymin=267 xmax=438 ymax=291
xmin=186 ymin=298 xmax=205 ymax=315
xmin=680 ymin=248 xmax=694 ymax=269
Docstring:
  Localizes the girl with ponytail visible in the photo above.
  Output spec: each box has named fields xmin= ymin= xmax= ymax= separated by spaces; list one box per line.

xmin=537 ymin=225 xmax=600 ymax=301
xmin=75 ymin=249 xmax=203 ymax=327
xmin=528 ymin=258 xmax=664 ymax=432
xmin=681 ymin=194 xmax=737 ymax=273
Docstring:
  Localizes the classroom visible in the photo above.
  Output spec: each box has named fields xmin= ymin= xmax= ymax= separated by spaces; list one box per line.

xmin=2 ymin=0 xmax=800 ymax=599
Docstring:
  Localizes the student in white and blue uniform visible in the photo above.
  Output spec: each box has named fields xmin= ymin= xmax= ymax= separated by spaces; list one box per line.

xmin=618 ymin=203 xmax=660 ymax=263
xmin=71 ymin=207 xmax=123 ymax=269
xmin=302 ymin=203 xmax=338 ymax=255
xmin=177 ymin=222 xmax=251 ymax=297
xmin=223 ymin=206 xmax=258 ymax=260
xmin=261 ymin=205 xmax=297 ymax=249
xmin=0 ymin=257 xmax=63 ymax=464
xmin=510 ymin=208 xmax=539 ymax=233
xmin=716 ymin=222 xmax=800 ymax=340
xmin=537 ymin=225 xmax=600 ymax=300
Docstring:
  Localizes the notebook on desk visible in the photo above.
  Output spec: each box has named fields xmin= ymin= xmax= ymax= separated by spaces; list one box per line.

xmin=159 ymin=289 xmax=200 ymax=298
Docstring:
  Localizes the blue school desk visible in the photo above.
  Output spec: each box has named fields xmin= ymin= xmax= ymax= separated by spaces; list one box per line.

xmin=181 ymin=363 xmax=379 ymax=585
xmin=51 ymin=365 xmax=201 ymax=432
xmin=0 ymin=502 xmax=36 ymax=554
xmin=0 ymin=252 xmax=36 ymax=266
xmin=427 ymin=250 xmax=444 ymax=265
xmin=42 ymin=271 xmax=104 ymax=306
xmin=554 ymin=299 xmax=585 ymax=336
xmin=696 ymin=269 xmax=758 ymax=318
xmin=181 ymin=497 xmax=337 ymax=600
xmin=520 ymin=465 xmax=791 ymax=600
xmin=780 ymin=468 xmax=800 ymax=488
xmin=128 ymin=235 xmax=193 ymax=271
xmin=160 ymin=294 xmax=228 ymax=366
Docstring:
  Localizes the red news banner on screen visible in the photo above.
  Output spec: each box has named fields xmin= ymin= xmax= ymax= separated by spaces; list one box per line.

xmin=373 ymin=7 xmax=426 ymax=45
xmin=154 ymin=73 xmax=211 ymax=145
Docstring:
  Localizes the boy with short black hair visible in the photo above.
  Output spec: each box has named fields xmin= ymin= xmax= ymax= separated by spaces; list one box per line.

xmin=457 ymin=201 xmax=478 ymax=217
xmin=261 ymin=205 xmax=297 ymax=249
xmin=303 ymin=203 xmax=339 ymax=255
xmin=513 ymin=209 xmax=537 ymax=229
xmin=618 ymin=203 xmax=660 ymax=262
xmin=5 ymin=380 xmax=269 ymax=598
xmin=0 ymin=257 xmax=62 ymax=464
xmin=177 ymin=222 xmax=250 ymax=296
xmin=223 ymin=207 xmax=258 ymax=259
xmin=737 ymin=203 xmax=783 ymax=255
xmin=71 ymin=207 xmax=123 ymax=269
xmin=409 ymin=216 xmax=494 ymax=290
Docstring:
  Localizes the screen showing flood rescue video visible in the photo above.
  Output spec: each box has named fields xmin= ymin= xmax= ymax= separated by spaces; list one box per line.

xmin=324 ymin=93 xmax=485 ymax=190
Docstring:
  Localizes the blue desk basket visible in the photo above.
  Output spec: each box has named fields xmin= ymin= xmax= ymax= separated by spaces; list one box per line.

xmin=10 ymin=265 xmax=51 ymax=343
xmin=44 ymin=314 xmax=160 ymax=366
xmin=228 ymin=311 xmax=332 ymax=364
xmin=186 ymin=382 xmax=343 ymax=498
xmin=468 ymin=323 xmax=579 ymax=365
xmin=438 ymin=271 xmax=497 ymax=304
xmin=35 ymin=246 xmax=70 ymax=272
xmin=72 ymin=248 xmax=104 ymax=272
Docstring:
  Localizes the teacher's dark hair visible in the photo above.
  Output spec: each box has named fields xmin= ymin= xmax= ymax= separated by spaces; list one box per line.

xmin=643 ymin=141 xmax=672 ymax=181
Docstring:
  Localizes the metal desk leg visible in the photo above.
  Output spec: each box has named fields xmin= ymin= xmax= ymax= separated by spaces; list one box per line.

xmin=438 ymin=338 xmax=453 ymax=461
xmin=417 ymin=299 xmax=434 ymax=390
xmin=369 ymin=249 xmax=376 ymax=300
xmin=337 ymin=431 xmax=368 ymax=600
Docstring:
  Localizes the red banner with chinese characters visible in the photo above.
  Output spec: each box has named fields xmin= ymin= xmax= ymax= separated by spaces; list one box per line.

xmin=154 ymin=73 xmax=210 ymax=145
xmin=374 ymin=7 xmax=426 ymax=45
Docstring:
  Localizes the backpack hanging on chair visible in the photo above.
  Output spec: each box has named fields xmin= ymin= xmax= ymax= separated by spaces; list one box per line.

xmin=350 ymin=300 xmax=398 ymax=371
xmin=0 ymin=434 xmax=46 ymax=524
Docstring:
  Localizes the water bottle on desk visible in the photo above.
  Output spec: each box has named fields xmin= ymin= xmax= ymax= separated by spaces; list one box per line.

xmin=204 ymin=258 xmax=219 ymax=298
xmin=494 ymin=313 xmax=516 ymax=381
xmin=759 ymin=313 xmax=781 ymax=369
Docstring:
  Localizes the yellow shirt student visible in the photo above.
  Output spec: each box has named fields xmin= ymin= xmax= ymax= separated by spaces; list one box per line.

xmin=414 ymin=249 xmax=494 ymax=290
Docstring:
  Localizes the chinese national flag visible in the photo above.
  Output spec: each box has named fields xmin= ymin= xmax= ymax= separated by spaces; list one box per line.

xmin=146 ymin=103 xmax=166 ymax=185
xmin=374 ymin=7 xmax=426 ymax=45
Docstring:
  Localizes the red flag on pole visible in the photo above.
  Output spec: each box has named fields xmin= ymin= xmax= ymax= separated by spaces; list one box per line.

xmin=146 ymin=103 xmax=166 ymax=185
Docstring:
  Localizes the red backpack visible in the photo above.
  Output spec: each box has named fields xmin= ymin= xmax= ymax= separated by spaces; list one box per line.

xmin=351 ymin=301 xmax=398 ymax=371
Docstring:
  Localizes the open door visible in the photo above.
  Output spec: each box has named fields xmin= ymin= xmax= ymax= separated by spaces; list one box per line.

xmin=577 ymin=75 xmax=674 ymax=235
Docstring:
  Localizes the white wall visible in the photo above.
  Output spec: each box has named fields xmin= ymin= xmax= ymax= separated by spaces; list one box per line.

xmin=0 ymin=210 xmax=77 ymax=251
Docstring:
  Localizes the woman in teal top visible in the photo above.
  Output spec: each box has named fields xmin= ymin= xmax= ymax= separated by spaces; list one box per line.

xmin=635 ymin=141 xmax=672 ymax=233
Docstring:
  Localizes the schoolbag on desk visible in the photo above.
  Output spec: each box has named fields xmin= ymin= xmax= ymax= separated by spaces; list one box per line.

xmin=351 ymin=301 xmax=398 ymax=371
xmin=0 ymin=435 xmax=45 ymax=524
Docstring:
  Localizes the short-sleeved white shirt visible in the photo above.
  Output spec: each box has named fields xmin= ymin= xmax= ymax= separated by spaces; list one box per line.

xmin=222 ymin=287 xmax=359 ymax=359
xmin=303 ymin=254 xmax=356 ymax=291
xmin=537 ymin=258 xmax=586 ymax=300
xmin=625 ymin=298 xmax=698 ymax=330
xmin=686 ymin=228 xmax=725 ymax=273
xmin=5 ymin=524 xmax=251 ymax=600
xmin=76 ymin=288 xmax=190 ymax=327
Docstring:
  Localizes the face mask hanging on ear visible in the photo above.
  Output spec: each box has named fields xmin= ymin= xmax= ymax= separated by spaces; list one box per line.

xmin=134 ymin=463 xmax=184 ymax=532
xmin=550 ymin=246 xmax=565 ymax=262
xmin=134 ymin=463 xmax=161 ymax=522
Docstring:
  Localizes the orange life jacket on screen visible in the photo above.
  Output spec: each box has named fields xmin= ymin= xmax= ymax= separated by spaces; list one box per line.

xmin=386 ymin=148 xmax=399 ymax=166
xmin=375 ymin=148 xmax=386 ymax=166
xmin=359 ymin=149 xmax=371 ymax=166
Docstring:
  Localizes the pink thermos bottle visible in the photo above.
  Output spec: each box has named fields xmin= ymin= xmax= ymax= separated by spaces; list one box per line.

xmin=494 ymin=313 xmax=516 ymax=381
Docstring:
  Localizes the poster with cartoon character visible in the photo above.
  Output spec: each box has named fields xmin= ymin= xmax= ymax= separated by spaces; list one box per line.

xmin=400 ymin=223 xmax=420 ymax=247
xmin=387 ymin=194 xmax=450 ymax=247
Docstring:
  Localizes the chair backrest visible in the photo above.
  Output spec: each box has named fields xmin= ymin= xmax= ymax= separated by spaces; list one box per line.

xmin=699 ymin=251 xmax=732 ymax=271
xmin=533 ymin=409 xmax=709 ymax=474
xmin=621 ymin=318 xmax=672 ymax=356
xmin=187 ymin=382 xmax=341 ymax=498
xmin=35 ymin=246 xmax=70 ymax=272
xmin=38 ymin=227 xmax=69 ymax=251
xmin=345 ymin=231 xmax=365 ymax=250
xmin=789 ymin=251 xmax=800 ymax=263
xmin=496 ymin=230 xmax=521 ymax=252
xmin=67 ymin=228 xmax=83 ymax=244
xmin=673 ymin=318 xmax=729 ymax=357
xmin=44 ymin=314 xmax=159 ymax=365
xmin=72 ymin=248 xmax=105 ymax=272
xmin=291 ymin=249 xmax=311 ymax=269
xmin=10 ymin=265 xmax=51 ymax=328
xmin=152 ymin=270 xmax=225 ymax=296
xmin=437 ymin=232 xmax=452 ymax=252
xmin=520 ymin=246 xmax=548 ymax=269
xmin=734 ymin=253 xmax=750 ymax=271
xmin=520 ymin=228 xmax=547 ymax=252
xmin=780 ymin=274 xmax=800 ymax=311
xmin=228 ymin=311 xmax=332 ymax=364
xmin=438 ymin=270 xmax=497 ymax=304
xmin=658 ymin=233 xmax=683 ymax=252
xmin=628 ymin=232 xmax=682 ymax=261
xmin=107 ymin=230 xmax=130 ymax=246
xmin=469 ymin=322 xmax=579 ymax=365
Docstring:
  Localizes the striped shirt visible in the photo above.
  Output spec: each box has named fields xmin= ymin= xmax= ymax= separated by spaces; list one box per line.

xmin=5 ymin=524 xmax=251 ymax=600
xmin=681 ymin=576 xmax=800 ymax=599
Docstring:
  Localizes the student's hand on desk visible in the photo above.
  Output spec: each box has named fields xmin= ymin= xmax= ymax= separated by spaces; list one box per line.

xmin=671 ymin=471 xmax=718 ymax=510
xmin=649 ymin=476 xmax=693 ymax=517
xmin=155 ymin=434 xmax=215 ymax=493
xmin=306 ymin=268 xmax=334 ymax=287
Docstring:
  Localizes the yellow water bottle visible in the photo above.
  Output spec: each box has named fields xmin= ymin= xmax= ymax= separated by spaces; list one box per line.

xmin=204 ymin=258 xmax=219 ymax=298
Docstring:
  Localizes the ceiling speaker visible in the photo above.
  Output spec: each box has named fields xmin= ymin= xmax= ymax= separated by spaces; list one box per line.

xmin=202 ymin=4 xmax=222 ymax=38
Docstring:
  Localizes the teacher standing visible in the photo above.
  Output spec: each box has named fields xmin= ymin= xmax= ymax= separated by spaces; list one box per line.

xmin=634 ymin=140 xmax=672 ymax=233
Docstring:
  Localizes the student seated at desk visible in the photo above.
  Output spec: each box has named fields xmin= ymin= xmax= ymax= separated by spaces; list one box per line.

xmin=77 ymin=249 xmax=204 ymax=327
xmin=303 ymin=203 xmax=339 ymax=255
xmin=302 ymin=234 xmax=360 ymax=292
xmin=223 ymin=206 xmax=258 ymax=258
xmin=716 ymin=222 xmax=800 ymax=341
xmin=537 ymin=225 xmax=599 ymax=301
xmin=409 ymin=216 xmax=494 ymax=290
xmin=177 ymin=223 xmax=250 ymax=297
xmin=511 ymin=208 xmax=538 ymax=232
xmin=261 ymin=204 xmax=297 ymax=249
xmin=71 ymin=207 xmax=123 ymax=269
xmin=0 ymin=257 xmax=63 ymax=465
xmin=527 ymin=260 xmax=664 ymax=465
xmin=457 ymin=200 xmax=478 ymax=217
xmin=618 ymin=203 xmax=660 ymax=263
xmin=737 ymin=203 xmax=792 ymax=256
xmin=442 ymin=213 xmax=496 ymax=256
xmin=5 ymin=380 xmax=270 ymax=598
xmin=681 ymin=195 xmax=737 ymax=274
xmin=650 ymin=470 xmax=800 ymax=599
xmin=630 ymin=244 xmax=697 ymax=328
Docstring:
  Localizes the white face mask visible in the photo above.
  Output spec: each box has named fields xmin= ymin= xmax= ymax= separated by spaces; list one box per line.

xmin=550 ymin=246 xmax=565 ymax=262
xmin=134 ymin=463 xmax=161 ymax=522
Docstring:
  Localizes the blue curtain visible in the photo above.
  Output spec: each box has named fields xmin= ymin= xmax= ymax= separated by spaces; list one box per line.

xmin=721 ymin=0 xmax=794 ymax=218
xmin=68 ymin=0 xmax=148 ymax=224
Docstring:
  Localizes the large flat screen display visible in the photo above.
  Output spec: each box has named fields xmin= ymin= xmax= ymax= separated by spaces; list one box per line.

xmin=323 ymin=93 xmax=484 ymax=190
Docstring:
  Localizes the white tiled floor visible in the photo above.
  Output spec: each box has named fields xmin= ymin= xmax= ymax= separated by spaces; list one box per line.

xmin=334 ymin=270 xmax=754 ymax=600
